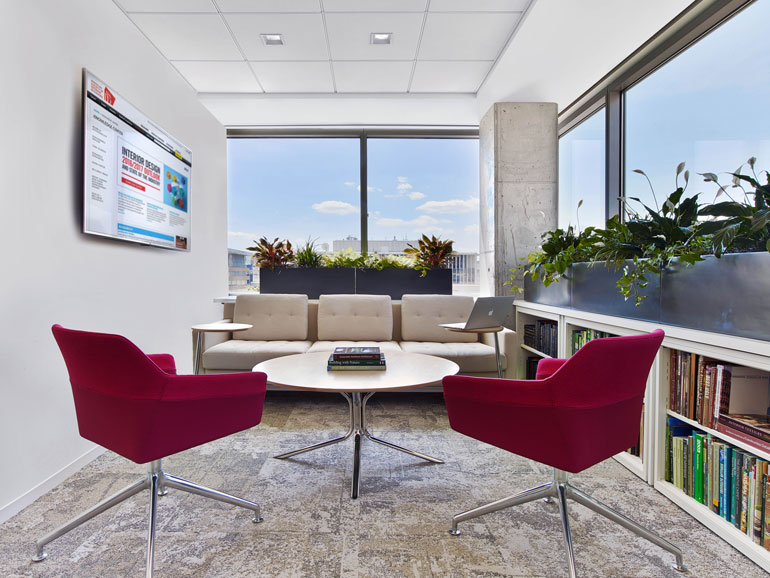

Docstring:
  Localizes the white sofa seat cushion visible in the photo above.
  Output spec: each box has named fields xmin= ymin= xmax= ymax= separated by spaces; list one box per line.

xmin=203 ymin=340 xmax=313 ymax=370
xmin=400 ymin=294 xmax=477 ymax=343
xmin=308 ymin=341 xmax=402 ymax=354
xmin=233 ymin=294 xmax=309 ymax=341
xmin=317 ymin=294 xmax=392 ymax=341
xmin=399 ymin=341 xmax=505 ymax=374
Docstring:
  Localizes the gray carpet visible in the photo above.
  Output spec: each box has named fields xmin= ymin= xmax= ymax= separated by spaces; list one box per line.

xmin=0 ymin=392 xmax=766 ymax=577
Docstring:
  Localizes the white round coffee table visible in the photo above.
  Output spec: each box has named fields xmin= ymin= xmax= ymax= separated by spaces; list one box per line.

xmin=254 ymin=350 xmax=459 ymax=499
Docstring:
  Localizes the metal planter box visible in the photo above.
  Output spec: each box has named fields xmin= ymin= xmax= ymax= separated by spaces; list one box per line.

xmin=259 ymin=267 xmax=355 ymax=299
xmin=356 ymin=268 xmax=452 ymax=299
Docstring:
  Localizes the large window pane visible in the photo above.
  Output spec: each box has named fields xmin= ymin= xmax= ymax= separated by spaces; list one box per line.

xmin=367 ymin=138 xmax=480 ymax=294
xmin=625 ymin=0 xmax=770 ymax=213
xmin=227 ymin=138 xmax=359 ymax=291
xmin=558 ymin=109 xmax=606 ymax=229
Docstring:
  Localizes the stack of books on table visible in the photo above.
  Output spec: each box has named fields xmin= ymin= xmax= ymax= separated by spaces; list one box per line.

xmin=328 ymin=346 xmax=386 ymax=371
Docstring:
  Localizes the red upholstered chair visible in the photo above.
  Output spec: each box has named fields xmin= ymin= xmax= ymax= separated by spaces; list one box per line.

xmin=443 ymin=329 xmax=687 ymax=577
xmin=33 ymin=325 xmax=268 ymax=577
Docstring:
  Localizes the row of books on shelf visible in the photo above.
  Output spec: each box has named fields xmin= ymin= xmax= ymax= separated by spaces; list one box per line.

xmin=571 ymin=328 xmax=611 ymax=355
xmin=327 ymin=347 xmax=386 ymax=371
xmin=667 ymin=416 xmax=770 ymax=548
xmin=522 ymin=320 xmax=558 ymax=358
xmin=668 ymin=350 xmax=770 ymax=440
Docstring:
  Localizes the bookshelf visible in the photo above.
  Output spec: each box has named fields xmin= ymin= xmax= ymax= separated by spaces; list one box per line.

xmin=514 ymin=300 xmax=770 ymax=571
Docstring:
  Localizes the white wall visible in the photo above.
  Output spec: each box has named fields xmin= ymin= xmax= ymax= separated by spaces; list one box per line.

xmin=477 ymin=0 xmax=694 ymax=116
xmin=0 ymin=0 xmax=227 ymax=520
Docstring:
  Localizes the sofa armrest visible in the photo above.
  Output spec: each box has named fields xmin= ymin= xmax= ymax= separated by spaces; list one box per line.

xmin=479 ymin=328 xmax=516 ymax=378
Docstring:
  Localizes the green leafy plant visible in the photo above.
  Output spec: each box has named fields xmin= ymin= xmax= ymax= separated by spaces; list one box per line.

xmin=295 ymin=237 xmax=324 ymax=268
xmin=247 ymin=236 xmax=294 ymax=269
xmin=404 ymin=234 xmax=454 ymax=275
xmin=363 ymin=253 xmax=413 ymax=270
xmin=322 ymin=248 xmax=367 ymax=268
xmin=696 ymin=157 xmax=770 ymax=256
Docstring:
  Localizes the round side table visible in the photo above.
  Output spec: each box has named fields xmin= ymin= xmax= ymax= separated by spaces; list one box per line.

xmin=191 ymin=322 xmax=252 ymax=374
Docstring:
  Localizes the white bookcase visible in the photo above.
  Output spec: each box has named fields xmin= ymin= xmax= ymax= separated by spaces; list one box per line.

xmin=514 ymin=300 xmax=770 ymax=572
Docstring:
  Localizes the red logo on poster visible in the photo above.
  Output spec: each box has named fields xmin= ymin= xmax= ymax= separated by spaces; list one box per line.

xmin=104 ymin=87 xmax=115 ymax=106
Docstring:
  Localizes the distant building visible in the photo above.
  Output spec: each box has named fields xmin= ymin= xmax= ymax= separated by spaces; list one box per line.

xmin=228 ymin=248 xmax=254 ymax=291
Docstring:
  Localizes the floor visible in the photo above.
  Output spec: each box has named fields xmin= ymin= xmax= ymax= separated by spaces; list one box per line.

xmin=0 ymin=392 xmax=766 ymax=577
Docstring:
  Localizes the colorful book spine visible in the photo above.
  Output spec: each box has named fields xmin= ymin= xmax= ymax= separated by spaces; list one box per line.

xmin=693 ymin=432 xmax=704 ymax=504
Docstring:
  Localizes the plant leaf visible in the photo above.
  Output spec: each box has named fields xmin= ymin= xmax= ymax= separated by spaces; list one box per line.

xmin=676 ymin=162 xmax=685 ymax=176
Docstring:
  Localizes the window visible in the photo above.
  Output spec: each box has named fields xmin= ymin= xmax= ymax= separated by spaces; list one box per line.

xmin=367 ymin=138 xmax=480 ymax=293
xmin=624 ymin=0 xmax=770 ymax=213
xmin=227 ymin=134 xmax=480 ymax=294
xmin=558 ymin=109 xmax=606 ymax=230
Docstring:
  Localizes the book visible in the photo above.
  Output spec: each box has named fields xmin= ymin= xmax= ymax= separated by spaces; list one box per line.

xmin=718 ymin=414 xmax=770 ymax=444
xmin=327 ymin=364 xmax=386 ymax=371
xmin=693 ymin=432 xmax=704 ymax=504
xmin=327 ymin=353 xmax=385 ymax=366
xmin=716 ymin=420 xmax=770 ymax=455
xmin=733 ymin=450 xmax=743 ymax=528
xmin=332 ymin=346 xmax=382 ymax=361
xmin=755 ymin=460 xmax=767 ymax=544
xmin=764 ymin=475 xmax=770 ymax=550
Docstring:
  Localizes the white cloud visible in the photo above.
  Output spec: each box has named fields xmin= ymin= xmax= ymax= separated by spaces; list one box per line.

xmin=228 ymin=231 xmax=258 ymax=239
xmin=312 ymin=200 xmax=359 ymax=215
xmin=375 ymin=215 xmax=449 ymax=228
xmin=397 ymin=176 xmax=408 ymax=183
xmin=417 ymin=196 xmax=479 ymax=214
xmin=397 ymin=182 xmax=413 ymax=191
xmin=464 ymin=223 xmax=480 ymax=233
xmin=344 ymin=181 xmax=356 ymax=187
xmin=408 ymin=191 xmax=426 ymax=200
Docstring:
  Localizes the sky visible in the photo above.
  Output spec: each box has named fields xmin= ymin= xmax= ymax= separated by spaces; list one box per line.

xmin=559 ymin=0 xmax=770 ymax=230
xmin=227 ymin=137 xmax=480 ymax=254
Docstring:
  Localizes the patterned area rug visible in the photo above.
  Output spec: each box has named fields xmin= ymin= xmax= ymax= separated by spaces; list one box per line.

xmin=0 ymin=392 xmax=766 ymax=577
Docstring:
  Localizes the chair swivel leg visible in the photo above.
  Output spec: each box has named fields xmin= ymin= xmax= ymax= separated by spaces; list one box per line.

xmin=32 ymin=477 xmax=148 ymax=562
xmin=568 ymin=485 xmax=688 ymax=573
xmin=449 ymin=482 xmax=553 ymax=535
xmin=146 ymin=469 xmax=160 ymax=578
xmin=163 ymin=473 xmax=263 ymax=523
xmin=556 ymin=481 xmax=578 ymax=578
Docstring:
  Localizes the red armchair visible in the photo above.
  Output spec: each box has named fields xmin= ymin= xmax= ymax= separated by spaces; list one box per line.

xmin=33 ymin=325 xmax=268 ymax=577
xmin=443 ymin=329 xmax=687 ymax=577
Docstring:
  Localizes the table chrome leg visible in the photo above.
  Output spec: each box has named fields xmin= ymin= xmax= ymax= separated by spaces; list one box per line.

xmin=493 ymin=332 xmax=503 ymax=378
xmin=360 ymin=391 xmax=444 ymax=463
xmin=193 ymin=331 xmax=203 ymax=375
xmin=273 ymin=392 xmax=354 ymax=459
xmin=351 ymin=392 xmax=364 ymax=499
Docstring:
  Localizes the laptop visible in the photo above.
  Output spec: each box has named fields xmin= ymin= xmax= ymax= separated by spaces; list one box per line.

xmin=440 ymin=296 xmax=515 ymax=330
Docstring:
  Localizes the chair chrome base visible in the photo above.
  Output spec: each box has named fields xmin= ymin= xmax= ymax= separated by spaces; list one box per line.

xmin=274 ymin=392 xmax=443 ymax=499
xmin=31 ymin=459 xmax=262 ymax=577
xmin=449 ymin=469 xmax=688 ymax=577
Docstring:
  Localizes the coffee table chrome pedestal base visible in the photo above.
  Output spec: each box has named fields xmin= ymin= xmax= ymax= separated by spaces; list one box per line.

xmin=274 ymin=392 xmax=443 ymax=499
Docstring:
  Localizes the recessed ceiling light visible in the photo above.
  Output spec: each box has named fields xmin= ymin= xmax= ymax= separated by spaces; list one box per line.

xmin=260 ymin=33 xmax=284 ymax=46
xmin=370 ymin=33 xmax=393 ymax=45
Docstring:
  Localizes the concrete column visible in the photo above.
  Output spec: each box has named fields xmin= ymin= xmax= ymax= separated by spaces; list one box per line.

xmin=479 ymin=102 xmax=558 ymax=296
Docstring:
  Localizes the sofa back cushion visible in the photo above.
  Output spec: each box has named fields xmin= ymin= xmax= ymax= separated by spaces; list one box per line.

xmin=400 ymin=294 xmax=477 ymax=343
xmin=233 ymin=294 xmax=308 ymax=340
xmin=317 ymin=294 xmax=392 ymax=341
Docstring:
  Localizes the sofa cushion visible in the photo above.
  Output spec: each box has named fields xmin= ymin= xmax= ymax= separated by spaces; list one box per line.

xmin=399 ymin=341 xmax=505 ymax=374
xmin=307 ymin=341 xmax=402 ymax=354
xmin=317 ymin=294 xmax=392 ymax=341
xmin=233 ymin=294 xmax=308 ymax=341
xmin=400 ymin=295 xmax=477 ymax=343
xmin=203 ymin=340 xmax=313 ymax=370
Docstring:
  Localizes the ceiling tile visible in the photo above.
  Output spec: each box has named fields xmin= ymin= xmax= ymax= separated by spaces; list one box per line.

xmin=130 ymin=14 xmax=242 ymax=60
xmin=117 ymin=0 xmax=216 ymax=12
xmin=410 ymin=61 xmax=491 ymax=92
xmin=429 ymin=0 xmax=529 ymax=11
xmin=418 ymin=12 xmax=520 ymax=60
xmin=172 ymin=61 xmax=262 ymax=92
xmin=215 ymin=0 xmax=321 ymax=12
xmin=333 ymin=61 xmax=412 ymax=92
xmin=250 ymin=61 xmax=333 ymax=92
xmin=325 ymin=13 xmax=423 ymax=61
xmin=225 ymin=14 xmax=328 ymax=60
xmin=323 ymin=0 xmax=427 ymax=11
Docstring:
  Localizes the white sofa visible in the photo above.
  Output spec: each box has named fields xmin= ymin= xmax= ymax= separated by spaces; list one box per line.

xmin=200 ymin=294 xmax=514 ymax=385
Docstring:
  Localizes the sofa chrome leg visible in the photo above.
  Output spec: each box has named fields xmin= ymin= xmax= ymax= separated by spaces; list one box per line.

xmin=163 ymin=473 xmax=263 ymax=523
xmin=450 ymin=482 xmax=553 ymax=535
xmin=31 ymin=476 xmax=148 ymax=562
xmin=556 ymin=482 xmax=578 ymax=578
xmin=568 ymin=486 xmax=688 ymax=573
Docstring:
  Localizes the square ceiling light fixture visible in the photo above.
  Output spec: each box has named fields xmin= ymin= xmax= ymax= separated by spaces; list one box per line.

xmin=370 ymin=32 xmax=393 ymax=45
xmin=260 ymin=33 xmax=284 ymax=46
